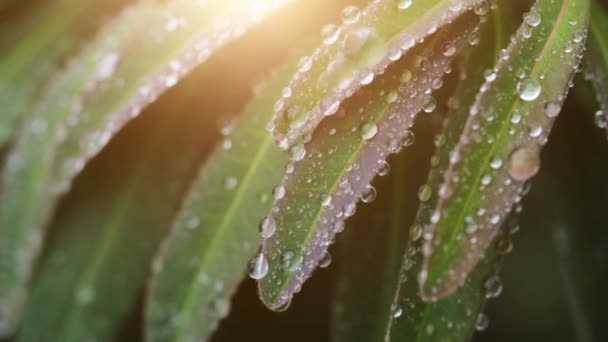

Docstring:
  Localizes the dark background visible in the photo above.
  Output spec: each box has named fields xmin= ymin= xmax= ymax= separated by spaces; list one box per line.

xmin=2 ymin=0 xmax=607 ymax=341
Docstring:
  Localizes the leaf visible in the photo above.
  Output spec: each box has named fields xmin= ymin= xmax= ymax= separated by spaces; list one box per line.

xmin=16 ymin=69 xmax=218 ymax=342
xmin=270 ymin=0 xmax=488 ymax=147
xmin=145 ymin=63 xmax=293 ymax=341
xmin=585 ymin=0 xmax=608 ymax=135
xmin=0 ymin=0 xmax=290 ymax=332
xmin=419 ymin=0 xmax=590 ymax=301
xmin=331 ymin=153 xmax=410 ymax=342
xmin=0 ymin=0 xmax=128 ymax=146
xmin=257 ymin=14 xmax=478 ymax=310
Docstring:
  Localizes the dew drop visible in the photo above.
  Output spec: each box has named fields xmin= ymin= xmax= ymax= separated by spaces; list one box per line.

xmin=341 ymin=5 xmax=360 ymax=24
xmin=508 ymin=146 xmax=541 ymax=181
xmin=418 ymin=184 xmax=432 ymax=202
xmin=288 ymin=144 xmax=307 ymax=161
xmin=225 ymin=176 xmax=238 ymax=190
xmin=259 ymin=216 xmax=277 ymax=239
xmin=321 ymin=24 xmax=341 ymax=45
xmin=483 ymin=275 xmax=503 ymax=299
xmin=378 ymin=161 xmax=390 ymax=176
xmin=248 ymin=253 xmax=269 ymax=280
xmin=360 ymin=185 xmax=377 ymax=203
xmin=594 ymin=110 xmax=607 ymax=128
xmin=319 ymin=251 xmax=332 ymax=268
xmin=360 ymin=122 xmax=378 ymax=140
xmin=273 ymin=185 xmax=286 ymax=200
xmin=517 ymin=79 xmax=541 ymax=101
xmin=544 ymin=100 xmax=562 ymax=118
xmin=397 ymin=0 xmax=412 ymax=10
xmin=475 ymin=313 xmax=490 ymax=331
xmin=422 ymin=96 xmax=436 ymax=113
xmin=442 ymin=42 xmax=456 ymax=56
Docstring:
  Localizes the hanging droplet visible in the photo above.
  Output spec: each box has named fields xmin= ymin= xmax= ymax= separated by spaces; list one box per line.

xmin=248 ymin=253 xmax=269 ymax=280
xmin=288 ymin=143 xmax=307 ymax=161
xmin=273 ymin=185 xmax=286 ymax=200
xmin=422 ymin=96 xmax=436 ymax=113
xmin=483 ymin=275 xmax=503 ymax=299
xmin=378 ymin=161 xmax=390 ymax=176
xmin=594 ymin=110 xmax=607 ymax=128
xmin=321 ymin=24 xmax=341 ymax=45
xmin=319 ymin=251 xmax=332 ymax=268
xmin=360 ymin=185 xmax=377 ymax=203
xmin=259 ymin=216 xmax=277 ymax=239
xmin=418 ymin=184 xmax=432 ymax=202
xmin=475 ymin=313 xmax=490 ymax=331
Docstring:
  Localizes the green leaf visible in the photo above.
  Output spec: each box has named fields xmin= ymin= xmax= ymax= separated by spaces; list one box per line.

xmin=271 ymin=0 xmax=487 ymax=147
xmin=585 ymin=0 xmax=608 ymax=134
xmin=16 ymin=69 xmax=217 ymax=342
xmin=0 ymin=0 xmax=289 ymax=333
xmin=419 ymin=0 xmax=590 ymax=301
xmin=258 ymin=15 xmax=478 ymax=310
xmin=332 ymin=154 xmax=410 ymax=342
xmin=145 ymin=63 xmax=292 ymax=341
xmin=0 ymin=0 xmax=128 ymax=146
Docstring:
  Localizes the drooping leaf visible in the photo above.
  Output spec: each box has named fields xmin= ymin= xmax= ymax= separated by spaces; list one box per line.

xmin=258 ymin=14 xmax=478 ymax=310
xmin=16 ymin=69 xmax=218 ymax=342
xmin=585 ymin=0 xmax=608 ymax=135
xmin=331 ymin=4 xmax=513 ymax=340
xmin=332 ymin=153 xmax=411 ymax=342
xmin=270 ymin=0 xmax=488 ymax=147
xmin=419 ymin=0 xmax=590 ymax=301
xmin=145 ymin=62 xmax=293 ymax=341
xmin=0 ymin=0 xmax=129 ymax=146
xmin=0 ymin=0 xmax=290 ymax=332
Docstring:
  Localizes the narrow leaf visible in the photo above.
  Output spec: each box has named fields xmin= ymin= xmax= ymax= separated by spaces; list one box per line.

xmin=0 ymin=0 xmax=289 ymax=332
xmin=145 ymin=65 xmax=292 ymax=341
xmin=332 ymin=154 xmax=410 ymax=342
xmin=420 ymin=0 xmax=590 ymax=301
xmin=271 ymin=0 xmax=487 ymax=147
xmin=585 ymin=0 xmax=608 ymax=135
xmin=258 ymin=15 xmax=477 ymax=310
xmin=17 ymin=72 xmax=217 ymax=342
xmin=0 ymin=0 xmax=128 ymax=145
xmin=385 ymin=3 xmax=514 ymax=340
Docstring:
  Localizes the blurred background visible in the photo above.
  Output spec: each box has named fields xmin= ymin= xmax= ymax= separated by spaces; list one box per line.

xmin=1 ymin=0 xmax=607 ymax=341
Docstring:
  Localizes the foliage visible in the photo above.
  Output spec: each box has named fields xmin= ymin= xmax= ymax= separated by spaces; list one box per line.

xmin=0 ymin=0 xmax=606 ymax=341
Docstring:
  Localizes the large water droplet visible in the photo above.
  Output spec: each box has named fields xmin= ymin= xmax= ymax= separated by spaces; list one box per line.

xmin=249 ymin=253 xmax=269 ymax=280
xmin=517 ymin=79 xmax=541 ymax=101
xmin=508 ymin=146 xmax=540 ymax=181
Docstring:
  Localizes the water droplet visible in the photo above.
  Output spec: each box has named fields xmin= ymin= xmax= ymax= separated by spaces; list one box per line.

xmin=490 ymin=157 xmax=503 ymax=169
xmin=483 ymin=275 xmax=503 ymax=298
xmin=288 ymin=144 xmax=307 ymax=161
xmin=76 ymin=286 xmax=95 ymax=305
xmin=508 ymin=146 xmax=540 ymax=181
xmin=259 ymin=216 xmax=277 ymax=239
xmin=360 ymin=122 xmax=378 ymax=140
xmin=273 ymin=185 xmax=286 ymax=200
xmin=393 ymin=306 xmax=404 ymax=318
xmin=475 ymin=313 xmax=490 ymax=331
xmin=378 ymin=161 xmax=390 ymax=176
xmin=321 ymin=24 xmax=341 ymax=45
xmin=281 ymin=251 xmax=303 ymax=272
xmin=594 ymin=110 xmax=607 ymax=128
xmin=524 ymin=10 xmax=541 ymax=27
xmin=422 ymin=96 xmax=436 ymax=113
xmin=397 ymin=0 xmax=412 ymax=10
xmin=225 ymin=176 xmax=238 ymax=190
xmin=319 ymin=251 xmax=332 ymax=268
xmin=442 ymin=42 xmax=456 ymax=56
xmin=517 ymin=79 xmax=541 ymax=101
xmin=248 ymin=253 xmax=269 ymax=280
xmin=418 ymin=184 xmax=432 ymax=202
xmin=360 ymin=185 xmax=377 ymax=203
xmin=341 ymin=5 xmax=361 ymax=24
xmin=544 ymin=100 xmax=562 ymax=118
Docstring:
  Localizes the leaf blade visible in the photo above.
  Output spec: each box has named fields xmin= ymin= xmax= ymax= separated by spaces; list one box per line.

xmin=258 ymin=15 xmax=477 ymax=310
xmin=0 ymin=0 xmax=290 ymax=332
xmin=271 ymin=0 xmax=487 ymax=147
xmin=420 ymin=0 xmax=590 ymax=300
xmin=145 ymin=64 xmax=292 ymax=341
